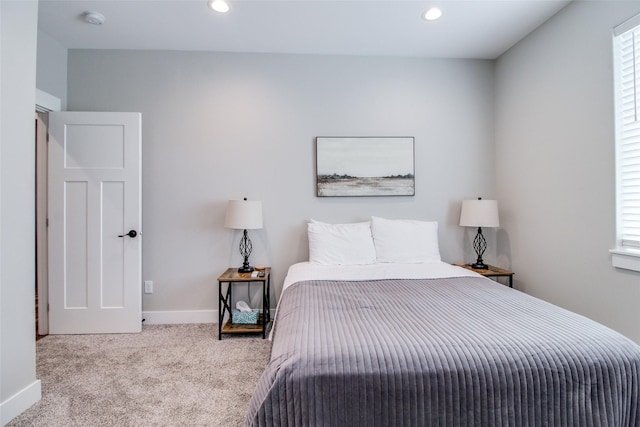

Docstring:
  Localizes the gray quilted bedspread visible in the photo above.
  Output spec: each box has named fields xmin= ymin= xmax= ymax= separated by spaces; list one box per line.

xmin=245 ymin=277 xmax=640 ymax=426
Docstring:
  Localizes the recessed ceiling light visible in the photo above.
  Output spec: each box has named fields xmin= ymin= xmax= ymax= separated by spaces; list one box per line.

xmin=423 ymin=7 xmax=443 ymax=21
xmin=208 ymin=0 xmax=230 ymax=13
xmin=84 ymin=11 xmax=106 ymax=25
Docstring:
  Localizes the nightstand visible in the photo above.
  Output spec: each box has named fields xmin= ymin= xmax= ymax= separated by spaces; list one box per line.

xmin=218 ymin=267 xmax=271 ymax=340
xmin=453 ymin=263 xmax=514 ymax=288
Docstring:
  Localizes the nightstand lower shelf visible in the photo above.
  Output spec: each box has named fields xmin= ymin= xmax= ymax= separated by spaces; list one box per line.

xmin=221 ymin=315 xmax=266 ymax=335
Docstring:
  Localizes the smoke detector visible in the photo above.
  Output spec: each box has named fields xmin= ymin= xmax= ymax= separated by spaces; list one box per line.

xmin=84 ymin=11 xmax=106 ymax=25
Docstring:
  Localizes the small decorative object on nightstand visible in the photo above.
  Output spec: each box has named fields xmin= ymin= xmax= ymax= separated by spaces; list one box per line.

xmin=217 ymin=267 xmax=271 ymax=339
xmin=453 ymin=263 xmax=514 ymax=288
xmin=459 ymin=197 xmax=500 ymax=269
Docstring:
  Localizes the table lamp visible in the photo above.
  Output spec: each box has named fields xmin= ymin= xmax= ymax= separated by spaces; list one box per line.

xmin=459 ymin=197 xmax=499 ymax=269
xmin=224 ymin=198 xmax=263 ymax=273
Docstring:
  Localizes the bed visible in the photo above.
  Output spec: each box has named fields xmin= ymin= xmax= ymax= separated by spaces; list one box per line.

xmin=245 ymin=217 xmax=640 ymax=426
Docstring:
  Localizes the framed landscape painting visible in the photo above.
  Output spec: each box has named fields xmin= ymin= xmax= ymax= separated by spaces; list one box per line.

xmin=316 ymin=137 xmax=415 ymax=197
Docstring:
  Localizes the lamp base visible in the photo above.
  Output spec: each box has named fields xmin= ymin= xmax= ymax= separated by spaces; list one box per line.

xmin=470 ymin=262 xmax=488 ymax=270
xmin=470 ymin=227 xmax=489 ymax=271
xmin=238 ymin=229 xmax=254 ymax=273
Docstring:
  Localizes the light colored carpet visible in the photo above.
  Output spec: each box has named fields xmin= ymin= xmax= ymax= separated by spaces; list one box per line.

xmin=8 ymin=324 xmax=271 ymax=426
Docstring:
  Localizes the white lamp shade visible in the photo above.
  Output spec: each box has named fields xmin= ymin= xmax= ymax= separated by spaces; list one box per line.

xmin=224 ymin=200 xmax=263 ymax=230
xmin=459 ymin=199 xmax=499 ymax=228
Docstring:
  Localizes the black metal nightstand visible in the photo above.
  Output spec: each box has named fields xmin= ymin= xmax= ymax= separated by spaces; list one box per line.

xmin=217 ymin=267 xmax=271 ymax=339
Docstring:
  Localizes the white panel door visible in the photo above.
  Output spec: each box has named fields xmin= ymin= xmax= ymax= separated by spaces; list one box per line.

xmin=48 ymin=112 xmax=142 ymax=334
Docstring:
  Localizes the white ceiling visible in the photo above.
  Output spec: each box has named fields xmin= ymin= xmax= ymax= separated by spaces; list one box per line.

xmin=38 ymin=0 xmax=571 ymax=59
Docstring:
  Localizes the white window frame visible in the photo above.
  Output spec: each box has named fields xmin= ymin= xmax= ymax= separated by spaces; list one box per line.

xmin=611 ymin=13 xmax=640 ymax=272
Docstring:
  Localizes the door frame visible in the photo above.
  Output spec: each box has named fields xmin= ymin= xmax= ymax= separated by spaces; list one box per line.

xmin=35 ymin=89 xmax=60 ymax=336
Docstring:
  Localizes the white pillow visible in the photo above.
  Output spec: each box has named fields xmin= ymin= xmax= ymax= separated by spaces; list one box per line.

xmin=371 ymin=216 xmax=441 ymax=263
xmin=308 ymin=220 xmax=376 ymax=265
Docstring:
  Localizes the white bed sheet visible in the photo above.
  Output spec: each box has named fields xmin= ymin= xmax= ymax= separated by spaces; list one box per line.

xmin=282 ymin=261 xmax=482 ymax=293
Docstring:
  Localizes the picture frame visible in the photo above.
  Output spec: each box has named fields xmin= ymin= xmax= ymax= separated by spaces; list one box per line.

xmin=316 ymin=137 xmax=415 ymax=197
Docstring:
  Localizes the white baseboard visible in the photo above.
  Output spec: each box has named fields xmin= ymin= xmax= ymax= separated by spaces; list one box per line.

xmin=142 ymin=309 xmax=276 ymax=325
xmin=1 ymin=379 xmax=41 ymax=425
xmin=142 ymin=310 xmax=216 ymax=325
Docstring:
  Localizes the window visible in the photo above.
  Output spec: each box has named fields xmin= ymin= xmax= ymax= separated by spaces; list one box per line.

xmin=612 ymin=13 xmax=640 ymax=271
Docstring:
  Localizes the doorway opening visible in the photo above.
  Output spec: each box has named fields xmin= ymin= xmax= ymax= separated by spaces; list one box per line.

xmin=35 ymin=88 xmax=61 ymax=339
xmin=35 ymin=111 xmax=49 ymax=338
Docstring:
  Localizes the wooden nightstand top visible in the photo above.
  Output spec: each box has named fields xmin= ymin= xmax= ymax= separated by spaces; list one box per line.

xmin=453 ymin=263 xmax=513 ymax=277
xmin=218 ymin=267 xmax=270 ymax=282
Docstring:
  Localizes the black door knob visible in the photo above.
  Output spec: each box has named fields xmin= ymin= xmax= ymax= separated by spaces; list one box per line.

xmin=118 ymin=230 xmax=138 ymax=238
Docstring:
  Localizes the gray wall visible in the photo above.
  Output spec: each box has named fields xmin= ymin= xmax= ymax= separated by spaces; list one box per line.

xmin=36 ymin=29 xmax=67 ymax=110
xmin=67 ymin=50 xmax=497 ymax=314
xmin=495 ymin=1 xmax=640 ymax=343
xmin=1 ymin=0 xmax=41 ymax=423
